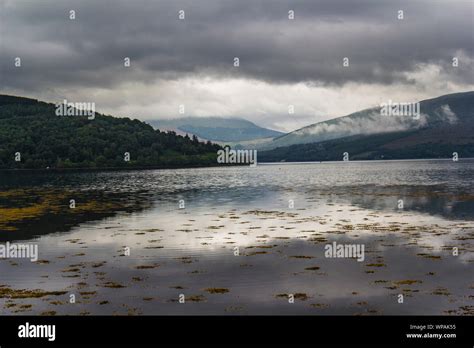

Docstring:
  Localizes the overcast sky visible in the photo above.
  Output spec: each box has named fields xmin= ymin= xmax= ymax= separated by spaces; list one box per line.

xmin=1 ymin=0 xmax=473 ymax=132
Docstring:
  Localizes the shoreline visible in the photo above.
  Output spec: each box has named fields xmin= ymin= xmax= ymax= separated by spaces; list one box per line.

xmin=0 ymin=163 xmax=236 ymax=173
xmin=1 ymin=157 xmax=473 ymax=173
xmin=258 ymin=157 xmax=474 ymax=165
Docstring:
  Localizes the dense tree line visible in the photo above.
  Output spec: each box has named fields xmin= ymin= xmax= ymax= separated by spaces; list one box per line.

xmin=0 ymin=95 xmax=221 ymax=169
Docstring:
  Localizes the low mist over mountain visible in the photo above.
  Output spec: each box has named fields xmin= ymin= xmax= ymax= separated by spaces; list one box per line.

xmin=259 ymin=91 xmax=474 ymax=151
xmin=259 ymin=91 xmax=474 ymax=162
xmin=147 ymin=117 xmax=284 ymax=142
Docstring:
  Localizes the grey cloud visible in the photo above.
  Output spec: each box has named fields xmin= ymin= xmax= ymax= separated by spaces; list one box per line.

xmin=1 ymin=0 xmax=473 ymax=93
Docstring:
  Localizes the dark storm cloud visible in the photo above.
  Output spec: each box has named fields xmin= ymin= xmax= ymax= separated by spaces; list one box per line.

xmin=0 ymin=0 xmax=473 ymax=93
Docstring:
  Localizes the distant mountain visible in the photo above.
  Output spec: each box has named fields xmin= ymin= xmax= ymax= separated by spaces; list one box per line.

xmin=0 ymin=95 xmax=221 ymax=169
xmin=147 ymin=117 xmax=284 ymax=142
xmin=259 ymin=91 xmax=474 ymax=162
xmin=259 ymin=91 xmax=474 ymax=151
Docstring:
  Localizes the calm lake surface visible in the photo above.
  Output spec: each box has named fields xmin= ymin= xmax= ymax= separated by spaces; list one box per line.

xmin=0 ymin=159 xmax=473 ymax=315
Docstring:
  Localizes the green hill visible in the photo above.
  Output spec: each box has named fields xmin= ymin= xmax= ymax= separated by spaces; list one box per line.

xmin=259 ymin=91 xmax=474 ymax=151
xmin=259 ymin=91 xmax=474 ymax=161
xmin=0 ymin=95 xmax=221 ymax=169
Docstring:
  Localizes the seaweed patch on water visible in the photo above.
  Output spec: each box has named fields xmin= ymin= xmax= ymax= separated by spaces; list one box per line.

xmin=275 ymin=293 xmax=309 ymax=301
xmin=204 ymin=288 xmax=229 ymax=294
xmin=0 ymin=285 xmax=67 ymax=299
xmin=100 ymin=281 xmax=126 ymax=289
xmin=0 ymin=188 xmax=154 ymax=241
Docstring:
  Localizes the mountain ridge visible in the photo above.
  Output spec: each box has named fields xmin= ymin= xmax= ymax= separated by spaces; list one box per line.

xmin=147 ymin=117 xmax=284 ymax=142
xmin=259 ymin=91 xmax=474 ymax=162
xmin=259 ymin=91 xmax=474 ymax=151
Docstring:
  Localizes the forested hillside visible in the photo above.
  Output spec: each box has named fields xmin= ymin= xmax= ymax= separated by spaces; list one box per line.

xmin=0 ymin=95 xmax=221 ymax=169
